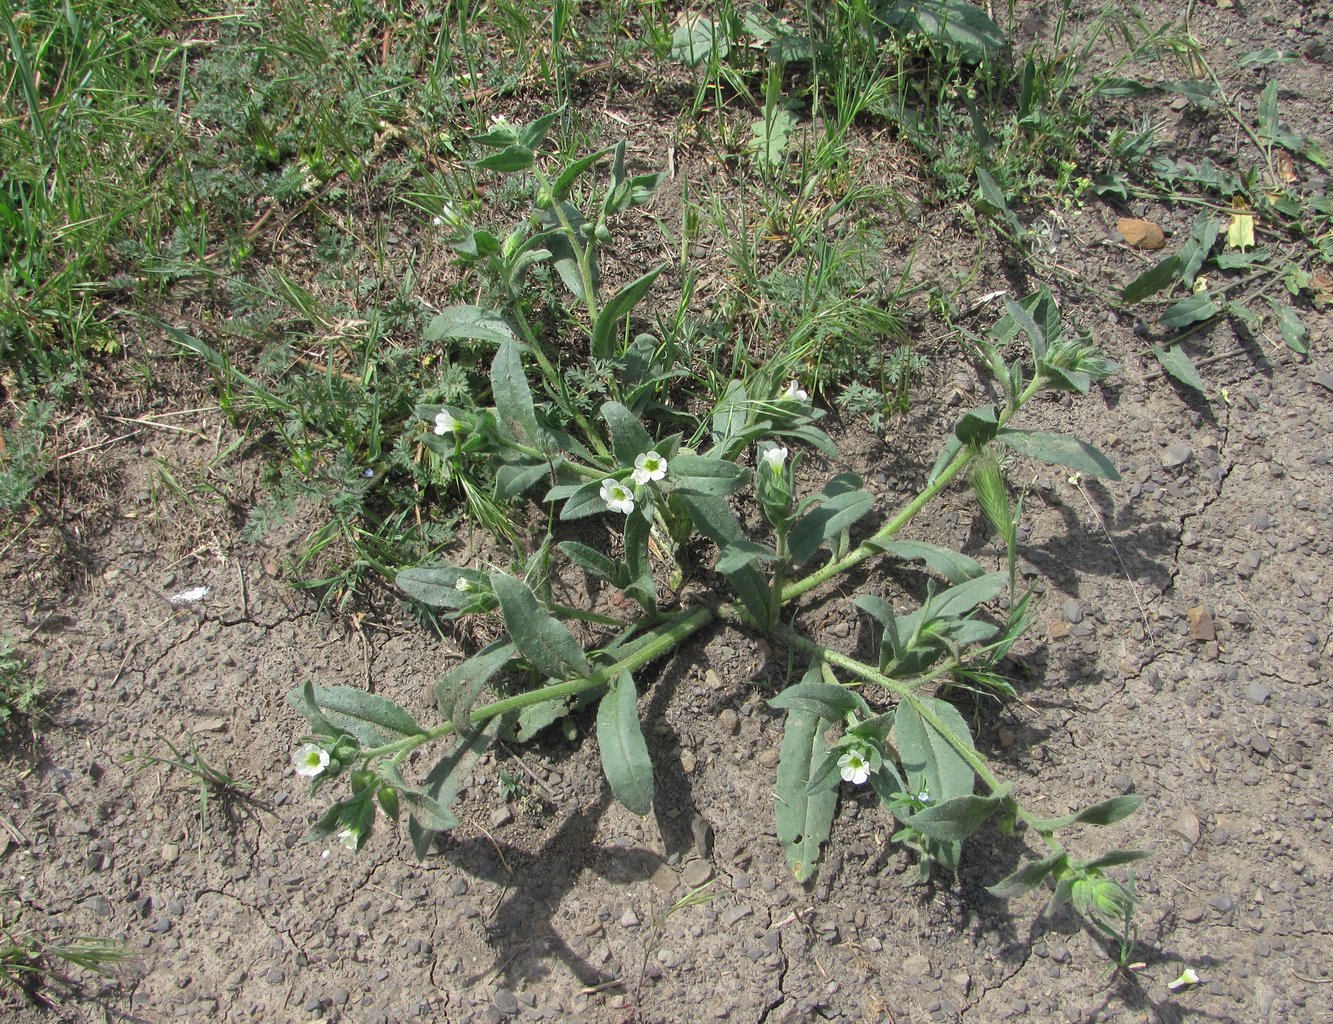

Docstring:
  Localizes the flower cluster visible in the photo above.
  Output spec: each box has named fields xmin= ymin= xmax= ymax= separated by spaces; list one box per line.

xmin=600 ymin=451 xmax=668 ymax=515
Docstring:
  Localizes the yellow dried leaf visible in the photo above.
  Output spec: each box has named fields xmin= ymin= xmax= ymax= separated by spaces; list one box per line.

xmin=1227 ymin=198 xmax=1255 ymax=250
xmin=1118 ymin=217 xmax=1166 ymax=250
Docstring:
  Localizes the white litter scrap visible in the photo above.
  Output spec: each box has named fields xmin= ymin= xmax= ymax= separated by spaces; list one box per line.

xmin=168 ymin=586 xmax=211 ymax=606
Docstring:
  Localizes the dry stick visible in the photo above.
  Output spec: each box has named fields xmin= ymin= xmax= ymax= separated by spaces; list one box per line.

xmin=498 ymin=742 xmax=560 ymax=800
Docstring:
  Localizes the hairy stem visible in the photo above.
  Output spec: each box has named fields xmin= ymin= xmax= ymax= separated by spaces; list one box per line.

xmin=361 ymin=605 xmax=714 ymax=762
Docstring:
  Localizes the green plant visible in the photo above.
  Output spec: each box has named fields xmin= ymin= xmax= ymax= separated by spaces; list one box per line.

xmin=0 ymin=639 xmax=43 ymax=729
xmin=1109 ymin=47 xmax=1329 ymax=388
xmin=276 ymin=114 xmax=1143 ymax=954
xmin=134 ymin=737 xmax=256 ymax=839
xmin=1 ymin=891 xmax=129 ymax=1005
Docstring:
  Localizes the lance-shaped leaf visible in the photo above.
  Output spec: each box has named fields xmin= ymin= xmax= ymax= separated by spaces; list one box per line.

xmin=904 ymin=787 xmax=1010 ymax=842
xmin=955 ymin=404 xmax=1001 ymax=447
xmin=295 ymin=686 xmax=422 ymax=749
xmin=775 ymin=703 xmax=838 ymax=882
xmin=596 ymin=671 xmax=654 ymax=815
xmin=496 ymin=460 xmax=551 ymax=500
xmin=592 ymin=264 xmax=667 ymax=359
xmin=436 ymin=639 xmax=517 ymax=734
xmin=396 ymin=566 xmax=491 ymax=610
xmin=492 ymin=341 xmax=539 ymax=445
xmin=1161 ymin=292 xmax=1220 ymax=328
xmin=410 ymin=722 xmax=497 ymax=857
xmin=1031 ymin=794 xmax=1143 ymax=833
xmin=424 ymin=305 xmax=516 ymax=346
xmin=895 ymin=697 xmax=975 ymax=803
xmin=552 ymin=145 xmax=617 ymax=201
xmin=930 ymin=571 xmax=1008 ymax=619
xmin=289 ymin=680 xmax=336 ymax=736
xmin=769 ymin=679 xmax=871 ymax=722
xmin=877 ymin=540 xmax=985 ymax=584
xmin=1120 ymin=255 xmax=1182 ymax=304
xmin=559 ymin=541 xmax=620 ymax=585
xmin=677 ymin=493 xmax=771 ymax=622
xmin=1153 ymin=345 xmax=1204 ymax=392
xmin=490 ymin=573 xmax=591 ymax=679
xmin=667 ymin=454 xmax=750 ymax=497
xmin=1079 ymin=848 xmax=1154 ymax=871
xmin=475 ymin=145 xmax=534 ymax=172
xmin=997 ymin=429 xmax=1120 ymax=481
xmin=787 ymin=488 xmax=874 ymax=567
xmin=399 ymin=788 xmax=459 ymax=833
xmin=538 ymin=201 xmax=599 ymax=300
xmin=556 ymin=478 xmax=612 ymax=520
xmin=1003 ymin=295 xmax=1048 ymax=361
xmin=986 ymin=849 xmax=1068 ymax=899
xmin=601 ymin=401 xmax=654 ymax=466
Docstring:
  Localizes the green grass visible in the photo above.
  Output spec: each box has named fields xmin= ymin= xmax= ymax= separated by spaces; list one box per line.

xmin=2 ymin=0 xmax=1323 ymax=602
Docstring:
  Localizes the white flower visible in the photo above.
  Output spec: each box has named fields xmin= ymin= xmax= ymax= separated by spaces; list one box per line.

xmin=837 ymin=749 xmax=872 ymax=786
xmin=760 ymin=445 xmax=788 ymax=475
xmin=432 ymin=215 xmax=444 ymax=226
xmin=293 ymin=743 xmax=329 ymax=778
xmin=917 ymin=789 xmax=930 ymax=804
xmin=631 ymin=451 xmax=668 ymax=485
xmin=781 ymin=380 xmax=809 ymax=402
xmin=455 ymin=577 xmax=473 ymax=593
xmin=600 ymin=480 xmax=635 ymax=515
xmin=433 ymin=203 xmax=459 ymax=228
xmin=1167 ymin=968 xmax=1200 ymax=991
xmin=433 ymin=410 xmax=460 ymax=435
xmin=337 ymin=827 xmax=359 ymax=850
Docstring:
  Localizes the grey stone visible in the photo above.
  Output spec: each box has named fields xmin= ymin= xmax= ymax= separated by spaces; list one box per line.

xmin=1246 ymin=681 xmax=1272 ymax=705
xmin=1162 ymin=442 xmax=1193 ymax=469
xmin=493 ymin=989 xmax=519 ymax=1016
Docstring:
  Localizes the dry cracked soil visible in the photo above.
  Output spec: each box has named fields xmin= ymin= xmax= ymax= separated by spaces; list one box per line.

xmin=2 ymin=1 xmax=1332 ymax=1022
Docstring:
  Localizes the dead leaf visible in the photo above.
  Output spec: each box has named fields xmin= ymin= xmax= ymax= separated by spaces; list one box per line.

xmin=1187 ymin=605 xmax=1216 ymax=642
xmin=1217 ymin=0 xmax=1233 ymax=9
xmin=1312 ymin=270 xmax=1333 ymax=310
xmin=1276 ymin=151 xmax=1298 ymax=183
xmin=1227 ymin=197 xmax=1255 ymax=250
xmin=1118 ymin=217 xmax=1166 ymax=250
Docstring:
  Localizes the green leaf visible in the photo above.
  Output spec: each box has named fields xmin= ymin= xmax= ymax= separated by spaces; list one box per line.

xmin=491 ymin=341 xmax=539 ymax=445
xmin=474 ymin=145 xmax=534 ymax=172
xmin=559 ymin=541 xmax=620 ymax=584
xmin=667 ymin=454 xmax=750 ymax=497
xmin=787 ymin=488 xmax=875 ymax=567
xmin=955 ymin=404 xmax=1000 ymax=447
xmin=671 ymin=15 xmax=728 ymax=65
xmin=1003 ymin=296 xmax=1048 ymax=361
xmin=716 ymin=538 xmax=779 ymax=575
xmin=423 ymin=305 xmax=516 ymax=346
xmin=895 ymin=697 xmax=975 ymax=803
xmin=1161 ymin=292 xmax=1220 ymax=328
xmin=538 ymin=201 xmax=598 ymax=300
xmin=975 ymin=168 xmax=1009 ymax=215
xmin=1178 ymin=214 xmax=1221 ymax=289
xmin=496 ymin=461 xmax=551 ymax=500
xmin=1120 ymin=255 xmax=1182 ymax=304
xmin=1266 ymin=298 xmax=1309 ymax=355
xmin=997 ymin=429 xmax=1120 ymax=481
xmin=592 ymin=265 xmax=667 ymax=358
xmin=677 ymin=493 xmax=770 ymax=621
xmin=905 ymin=788 xmax=1009 ymax=842
xmin=876 ymin=541 xmax=984 ymax=584
xmin=596 ymin=672 xmax=654 ymax=815
xmin=776 ymin=699 xmax=838 ymax=882
xmin=930 ymin=571 xmax=1008 ymax=618
xmin=410 ymin=722 xmax=497 ymax=857
xmin=749 ymin=106 xmax=799 ymax=170
xmin=1032 ymin=795 xmax=1144 ymax=833
xmin=518 ymin=111 xmax=559 ymax=150
xmin=556 ymin=478 xmax=612 ymax=520
xmin=436 ymin=640 xmax=516 ymax=734
xmin=490 ymin=574 xmax=592 ymax=680
xmin=301 ymin=686 xmax=422 ymax=748
xmin=1159 ymin=79 xmax=1219 ymax=107
xmin=600 ymin=401 xmax=654 ymax=466
xmin=400 ymin=788 xmax=459 ymax=832
xmin=769 ymin=679 xmax=870 ymax=723
xmin=887 ymin=0 xmax=1004 ymax=62
xmin=1153 ymin=345 xmax=1204 ymax=392
xmin=986 ymin=849 xmax=1067 ymax=899
xmin=1080 ymin=848 xmax=1154 ymax=871
xmin=288 ymin=680 xmax=335 ymax=736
